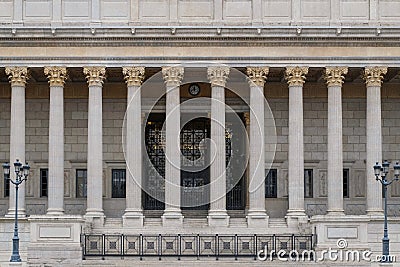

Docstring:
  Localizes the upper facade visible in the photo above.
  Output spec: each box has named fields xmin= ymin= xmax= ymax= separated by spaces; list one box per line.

xmin=0 ymin=0 xmax=399 ymax=27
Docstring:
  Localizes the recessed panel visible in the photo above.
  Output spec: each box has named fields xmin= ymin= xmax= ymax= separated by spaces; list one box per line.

xmin=178 ymin=0 xmax=213 ymax=20
xmin=140 ymin=0 xmax=169 ymax=20
xmin=262 ymin=0 xmax=292 ymax=20
xmin=301 ymin=0 xmax=330 ymax=19
xmin=63 ymin=0 xmax=91 ymax=18
xmin=0 ymin=1 xmax=13 ymax=19
xmin=24 ymin=0 xmax=52 ymax=18
xmin=101 ymin=0 xmax=129 ymax=19
xmin=223 ymin=0 xmax=252 ymax=19
xmin=340 ymin=0 xmax=369 ymax=19
xmin=379 ymin=0 xmax=400 ymax=19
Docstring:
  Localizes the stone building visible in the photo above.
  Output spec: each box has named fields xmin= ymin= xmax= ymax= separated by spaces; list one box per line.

xmin=0 ymin=0 xmax=400 ymax=266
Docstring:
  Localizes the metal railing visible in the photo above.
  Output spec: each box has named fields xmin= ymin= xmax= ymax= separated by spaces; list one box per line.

xmin=81 ymin=234 xmax=314 ymax=260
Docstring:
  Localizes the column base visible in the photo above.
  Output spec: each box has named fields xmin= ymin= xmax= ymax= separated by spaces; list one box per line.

xmin=367 ymin=209 xmax=384 ymax=216
xmin=9 ymin=262 xmax=23 ymax=266
xmin=326 ymin=210 xmax=345 ymax=216
xmin=208 ymin=210 xmax=230 ymax=227
xmin=123 ymin=210 xmax=144 ymax=227
xmin=46 ymin=208 xmax=65 ymax=216
xmin=162 ymin=209 xmax=183 ymax=227
xmin=246 ymin=210 xmax=269 ymax=228
xmin=84 ymin=210 xmax=105 ymax=226
xmin=285 ymin=209 xmax=308 ymax=228
xmin=5 ymin=208 xmax=26 ymax=218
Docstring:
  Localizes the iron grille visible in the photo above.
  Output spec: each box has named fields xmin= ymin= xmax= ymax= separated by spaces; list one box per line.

xmin=82 ymin=234 xmax=314 ymax=260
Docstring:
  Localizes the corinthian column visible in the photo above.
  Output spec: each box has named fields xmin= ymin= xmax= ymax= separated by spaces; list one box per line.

xmin=325 ymin=66 xmax=348 ymax=215
xmin=84 ymin=67 xmax=106 ymax=221
xmin=207 ymin=66 xmax=230 ymax=227
xmin=285 ymin=66 xmax=308 ymax=218
xmin=5 ymin=67 xmax=28 ymax=217
xmin=363 ymin=66 xmax=387 ymax=215
xmin=44 ymin=66 xmax=67 ymax=215
xmin=161 ymin=66 xmax=184 ymax=226
xmin=246 ymin=67 xmax=269 ymax=227
xmin=122 ymin=66 xmax=145 ymax=227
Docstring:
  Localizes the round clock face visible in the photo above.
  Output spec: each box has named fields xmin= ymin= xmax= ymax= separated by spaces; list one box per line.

xmin=188 ymin=83 xmax=200 ymax=96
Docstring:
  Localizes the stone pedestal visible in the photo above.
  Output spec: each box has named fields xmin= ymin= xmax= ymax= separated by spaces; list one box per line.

xmin=27 ymin=215 xmax=83 ymax=266
xmin=161 ymin=211 xmax=184 ymax=227
xmin=207 ymin=211 xmax=230 ymax=227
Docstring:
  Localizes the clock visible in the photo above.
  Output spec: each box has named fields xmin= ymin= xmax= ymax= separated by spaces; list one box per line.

xmin=188 ymin=83 xmax=200 ymax=96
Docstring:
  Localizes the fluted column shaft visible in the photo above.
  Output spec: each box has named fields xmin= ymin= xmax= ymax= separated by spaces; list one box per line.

xmin=285 ymin=66 xmax=308 ymax=217
xmin=246 ymin=67 xmax=268 ymax=226
xmin=123 ymin=67 xmax=145 ymax=226
xmin=161 ymin=66 xmax=184 ymax=225
xmin=207 ymin=66 xmax=230 ymax=226
xmin=364 ymin=66 xmax=387 ymax=215
xmin=6 ymin=67 xmax=28 ymax=217
xmin=45 ymin=66 xmax=67 ymax=215
xmin=84 ymin=67 xmax=106 ymax=217
xmin=325 ymin=67 xmax=348 ymax=214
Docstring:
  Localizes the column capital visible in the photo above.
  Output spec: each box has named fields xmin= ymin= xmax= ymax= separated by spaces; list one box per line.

xmin=44 ymin=66 xmax=67 ymax=87
xmin=247 ymin=66 xmax=269 ymax=87
xmin=324 ymin=66 xmax=348 ymax=87
xmin=285 ymin=66 xmax=308 ymax=87
xmin=207 ymin=66 xmax=230 ymax=87
xmin=162 ymin=66 xmax=184 ymax=87
xmin=123 ymin=66 xmax=145 ymax=86
xmin=5 ymin=66 xmax=28 ymax=86
xmin=363 ymin=66 xmax=388 ymax=87
xmin=83 ymin=66 xmax=106 ymax=86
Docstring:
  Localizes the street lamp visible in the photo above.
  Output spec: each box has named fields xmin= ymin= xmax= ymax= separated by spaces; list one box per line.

xmin=2 ymin=159 xmax=30 ymax=263
xmin=373 ymin=160 xmax=400 ymax=263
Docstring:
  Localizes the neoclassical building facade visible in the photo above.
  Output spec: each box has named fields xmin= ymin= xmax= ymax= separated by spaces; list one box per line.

xmin=1 ymin=0 xmax=400 ymax=266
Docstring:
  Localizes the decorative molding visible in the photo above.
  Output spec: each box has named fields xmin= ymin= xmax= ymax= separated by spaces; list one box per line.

xmin=285 ymin=66 xmax=308 ymax=87
xmin=246 ymin=66 xmax=269 ymax=87
xmin=363 ymin=66 xmax=388 ymax=87
xmin=207 ymin=66 xmax=230 ymax=87
xmin=161 ymin=66 xmax=184 ymax=87
xmin=44 ymin=66 xmax=67 ymax=87
xmin=324 ymin=66 xmax=348 ymax=87
xmin=122 ymin=66 xmax=145 ymax=87
xmin=5 ymin=66 xmax=29 ymax=86
xmin=83 ymin=67 xmax=106 ymax=86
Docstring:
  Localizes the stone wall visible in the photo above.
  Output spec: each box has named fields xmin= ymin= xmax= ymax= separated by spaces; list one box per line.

xmin=0 ymin=0 xmax=399 ymax=26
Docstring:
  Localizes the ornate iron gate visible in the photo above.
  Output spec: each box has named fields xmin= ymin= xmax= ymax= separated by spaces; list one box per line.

xmin=143 ymin=113 xmax=246 ymax=210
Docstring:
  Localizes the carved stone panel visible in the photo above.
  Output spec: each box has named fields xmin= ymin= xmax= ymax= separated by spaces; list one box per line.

xmin=278 ymin=169 xmax=288 ymax=198
xmin=354 ymin=170 xmax=366 ymax=197
xmin=318 ymin=170 xmax=327 ymax=197
xmin=26 ymin=168 xmax=35 ymax=197
xmin=64 ymin=170 xmax=71 ymax=197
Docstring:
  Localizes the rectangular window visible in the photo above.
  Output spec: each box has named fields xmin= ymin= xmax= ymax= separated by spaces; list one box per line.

xmin=76 ymin=169 xmax=87 ymax=198
xmin=304 ymin=169 xmax=313 ymax=198
xmin=265 ymin=169 xmax=277 ymax=198
xmin=112 ymin=169 xmax=126 ymax=198
xmin=40 ymin=168 xmax=48 ymax=197
xmin=4 ymin=176 xmax=9 ymax=197
xmin=343 ymin=169 xmax=349 ymax=198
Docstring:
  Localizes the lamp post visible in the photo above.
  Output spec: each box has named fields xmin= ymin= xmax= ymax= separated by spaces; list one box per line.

xmin=2 ymin=159 xmax=30 ymax=263
xmin=373 ymin=160 xmax=400 ymax=263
